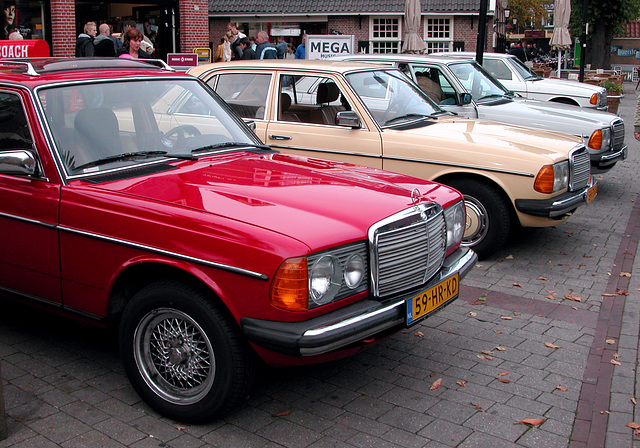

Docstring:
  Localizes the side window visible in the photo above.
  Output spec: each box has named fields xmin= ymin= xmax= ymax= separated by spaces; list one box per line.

xmin=0 ymin=92 xmax=33 ymax=152
xmin=210 ymin=73 xmax=271 ymax=120
xmin=413 ymin=66 xmax=446 ymax=104
xmin=484 ymin=60 xmax=512 ymax=80
xmin=278 ymin=75 xmax=351 ymax=125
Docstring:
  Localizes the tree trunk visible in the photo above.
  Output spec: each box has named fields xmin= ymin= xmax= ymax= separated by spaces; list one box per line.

xmin=587 ymin=22 xmax=612 ymax=69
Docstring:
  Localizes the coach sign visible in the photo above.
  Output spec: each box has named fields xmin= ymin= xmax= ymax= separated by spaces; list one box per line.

xmin=0 ymin=39 xmax=49 ymax=58
xmin=307 ymin=35 xmax=355 ymax=60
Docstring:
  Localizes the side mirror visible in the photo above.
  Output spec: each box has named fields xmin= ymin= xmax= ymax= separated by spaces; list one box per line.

xmin=244 ymin=120 xmax=256 ymax=131
xmin=459 ymin=93 xmax=473 ymax=105
xmin=0 ymin=150 xmax=37 ymax=176
xmin=336 ymin=111 xmax=361 ymax=129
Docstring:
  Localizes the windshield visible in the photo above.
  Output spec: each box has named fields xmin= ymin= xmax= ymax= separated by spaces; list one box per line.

xmin=449 ymin=61 xmax=510 ymax=101
xmin=38 ymin=78 xmax=259 ymax=177
xmin=509 ymin=57 xmax=540 ymax=80
xmin=345 ymin=69 xmax=440 ymax=127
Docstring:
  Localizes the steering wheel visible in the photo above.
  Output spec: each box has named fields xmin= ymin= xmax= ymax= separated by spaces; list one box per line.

xmin=163 ymin=125 xmax=201 ymax=148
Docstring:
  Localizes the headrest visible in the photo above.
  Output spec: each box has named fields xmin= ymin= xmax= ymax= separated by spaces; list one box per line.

xmin=74 ymin=107 xmax=121 ymax=155
xmin=280 ymin=93 xmax=292 ymax=111
xmin=316 ymin=82 xmax=340 ymax=104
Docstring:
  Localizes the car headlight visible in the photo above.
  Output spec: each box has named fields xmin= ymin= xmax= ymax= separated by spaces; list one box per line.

xmin=534 ymin=161 xmax=569 ymax=194
xmin=588 ymin=128 xmax=611 ymax=151
xmin=444 ymin=200 xmax=465 ymax=250
xmin=271 ymin=243 xmax=369 ymax=311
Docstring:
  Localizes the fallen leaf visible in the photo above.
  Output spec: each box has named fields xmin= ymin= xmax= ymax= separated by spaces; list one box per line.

xmin=273 ymin=410 xmax=292 ymax=417
xmin=538 ymin=277 xmax=549 ymax=281
xmin=571 ymin=306 xmax=578 ymax=310
xmin=485 ymin=356 xmax=493 ymax=360
xmin=515 ymin=418 xmax=545 ymax=426
xmin=415 ymin=331 xmax=425 ymax=337
xmin=545 ymin=342 xmax=562 ymax=349
xmin=613 ymin=352 xmax=620 ymax=360
xmin=632 ymin=398 xmax=637 ymax=405
xmin=617 ymin=289 xmax=629 ymax=296
xmin=456 ymin=381 xmax=466 ymax=387
xmin=626 ymin=422 xmax=640 ymax=429
xmin=430 ymin=373 xmax=436 ymax=377
xmin=498 ymin=371 xmax=509 ymax=376
xmin=469 ymin=312 xmax=477 ymax=317
xmin=564 ymin=294 xmax=583 ymax=302
xmin=602 ymin=293 xmax=617 ymax=297
xmin=471 ymin=402 xmax=483 ymax=409
xmin=556 ymin=385 xmax=568 ymax=392
xmin=513 ymin=283 xmax=522 ymax=288
xmin=429 ymin=378 xmax=442 ymax=390
xmin=545 ymin=295 xmax=556 ymax=300
xmin=620 ymin=272 xmax=632 ymax=277
xmin=606 ymin=339 xmax=616 ymax=345
xmin=611 ymin=359 xmax=622 ymax=366
xmin=176 ymin=426 xmax=185 ymax=431
xmin=495 ymin=346 xmax=506 ymax=351
xmin=493 ymin=330 xmax=502 ymax=334
xmin=478 ymin=295 xmax=487 ymax=302
xmin=501 ymin=316 xmax=513 ymax=320
xmin=546 ymin=289 xmax=556 ymax=294
xmin=514 ymin=312 xmax=521 ymax=316
xmin=506 ymin=254 xmax=514 ymax=259
xmin=482 ymin=350 xmax=494 ymax=355
xmin=476 ymin=354 xmax=486 ymax=360
xmin=498 ymin=378 xmax=510 ymax=383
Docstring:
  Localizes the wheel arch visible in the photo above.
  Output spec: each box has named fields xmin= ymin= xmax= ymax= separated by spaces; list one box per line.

xmin=548 ymin=97 xmax=580 ymax=107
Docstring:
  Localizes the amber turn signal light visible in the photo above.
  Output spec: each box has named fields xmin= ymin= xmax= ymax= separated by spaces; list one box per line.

xmin=270 ymin=257 xmax=308 ymax=311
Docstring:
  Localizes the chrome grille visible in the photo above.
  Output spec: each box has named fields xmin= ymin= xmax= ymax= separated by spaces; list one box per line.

xmin=369 ymin=203 xmax=446 ymax=298
xmin=612 ymin=119 xmax=625 ymax=151
xmin=569 ymin=146 xmax=590 ymax=191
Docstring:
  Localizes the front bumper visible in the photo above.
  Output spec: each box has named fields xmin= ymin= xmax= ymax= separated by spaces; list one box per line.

xmin=241 ymin=246 xmax=477 ymax=357
xmin=591 ymin=145 xmax=628 ymax=173
xmin=514 ymin=178 xmax=597 ymax=219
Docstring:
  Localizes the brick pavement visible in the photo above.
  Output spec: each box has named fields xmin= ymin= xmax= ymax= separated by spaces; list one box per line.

xmin=1 ymin=83 xmax=639 ymax=448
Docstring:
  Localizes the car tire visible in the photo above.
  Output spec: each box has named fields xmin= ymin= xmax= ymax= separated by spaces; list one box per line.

xmin=446 ymin=178 xmax=511 ymax=259
xmin=119 ymin=280 xmax=255 ymax=423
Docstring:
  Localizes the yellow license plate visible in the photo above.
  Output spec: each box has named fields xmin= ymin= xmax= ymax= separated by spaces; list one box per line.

xmin=587 ymin=184 xmax=597 ymax=203
xmin=406 ymin=274 xmax=459 ymax=325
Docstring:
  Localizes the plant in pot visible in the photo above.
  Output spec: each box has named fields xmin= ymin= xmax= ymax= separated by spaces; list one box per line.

xmin=600 ymin=79 xmax=623 ymax=114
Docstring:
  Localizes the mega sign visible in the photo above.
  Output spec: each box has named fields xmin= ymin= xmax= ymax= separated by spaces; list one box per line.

xmin=307 ymin=35 xmax=355 ymax=60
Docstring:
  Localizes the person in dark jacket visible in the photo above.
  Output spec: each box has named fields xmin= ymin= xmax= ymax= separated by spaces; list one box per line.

xmin=239 ymin=37 xmax=257 ymax=59
xmin=75 ymin=22 xmax=97 ymax=57
xmin=508 ymin=41 xmax=527 ymax=63
xmin=255 ymin=31 xmax=277 ymax=59
xmin=93 ymin=23 xmax=117 ymax=57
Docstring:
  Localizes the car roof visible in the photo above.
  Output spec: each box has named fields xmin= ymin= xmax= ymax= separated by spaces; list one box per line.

xmin=188 ymin=59 xmax=395 ymax=77
xmin=334 ymin=53 xmax=479 ymax=66
xmin=431 ymin=52 xmax=514 ymax=60
xmin=0 ymin=58 xmax=188 ymax=88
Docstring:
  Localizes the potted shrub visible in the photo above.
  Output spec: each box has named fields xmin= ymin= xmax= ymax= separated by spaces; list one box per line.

xmin=601 ymin=79 xmax=623 ymax=114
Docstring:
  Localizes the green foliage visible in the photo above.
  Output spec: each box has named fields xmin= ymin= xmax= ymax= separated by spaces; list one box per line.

xmin=600 ymin=79 xmax=624 ymax=93
xmin=569 ymin=0 xmax=640 ymax=37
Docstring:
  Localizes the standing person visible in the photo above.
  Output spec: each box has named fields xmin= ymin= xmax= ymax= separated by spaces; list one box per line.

xmin=255 ymin=31 xmax=277 ymax=59
xmin=121 ymin=20 xmax=153 ymax=55
xmin=76 ymin=22 xmax=97 ymax=57
xmin=275 ymin=36 xmax=287 ymax=59
xmin=227 ymin=22 xmax=246 ymax=60
xmin=93 ymin=23 xmax=117 ymax=57
xmin=214 ymin=37 xmax=225 ymax=62
xmin=295 ymin=35 xmax=306 ymax=59
xmin=238 ymin=37 xmax=257 ymax=59
xmin=285 ymin=43 xmax=295 ymax=59
xmin=508 ymin=41 xmax=527 ymax=63
xmin=118 ymin=28 xmax=152 ymax=59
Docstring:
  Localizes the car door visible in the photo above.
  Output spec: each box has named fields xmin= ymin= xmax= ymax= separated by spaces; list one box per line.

xmin=264 ymin=72 xmax=383 ymax=168
xmin=0 ymin=89 xmax=62 ymax=304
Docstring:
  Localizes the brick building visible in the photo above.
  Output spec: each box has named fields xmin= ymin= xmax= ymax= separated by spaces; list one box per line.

xmin=207 ymin=0 xmax=509 ymax=56
xmin=3 ymin=0 xmax=209 ymax=59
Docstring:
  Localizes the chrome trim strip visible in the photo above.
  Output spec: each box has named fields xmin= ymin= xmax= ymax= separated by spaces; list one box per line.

xmin=0 ymin=209 xmax=268 ymax=281
xmin=601 ymin=145 xmax=627 ymax=162
xmin=58 ymin=226 xmax=269 ymax=280
xmin=274 ymin=146 xmax=535 ymax=178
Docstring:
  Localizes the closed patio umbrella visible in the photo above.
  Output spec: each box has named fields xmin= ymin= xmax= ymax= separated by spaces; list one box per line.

xmin=402 ymin=0 xmax=426 ymax=53
xmin=550 ymin=0 xmax=572 ymax=78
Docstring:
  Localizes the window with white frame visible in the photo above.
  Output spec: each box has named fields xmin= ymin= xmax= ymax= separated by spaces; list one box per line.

xmin=370 ymin=17 xmax=401 ymax=53
xmin=424 ymin=17 xmax=453 ymax=53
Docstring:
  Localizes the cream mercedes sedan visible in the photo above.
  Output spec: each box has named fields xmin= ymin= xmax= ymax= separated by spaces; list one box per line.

xmin=189 ymin=60 xmax=597 ymax=259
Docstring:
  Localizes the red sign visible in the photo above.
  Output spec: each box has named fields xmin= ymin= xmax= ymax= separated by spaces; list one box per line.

xmin=167 ymin=53 xmax=198 ymax=70
xmin=0 ymin=39 xmax=50 ymax=58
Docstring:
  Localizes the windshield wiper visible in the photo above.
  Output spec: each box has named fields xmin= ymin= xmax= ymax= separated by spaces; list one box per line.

xmin=190 ymin=142 xmax=271 ymax=153
xmin=74 ymin=151 xmax=198 ymax=171
xmin=384 ymin=113 xmax=431 ymax=126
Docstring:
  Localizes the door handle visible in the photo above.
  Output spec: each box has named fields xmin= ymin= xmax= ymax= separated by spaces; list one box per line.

xmin=268 ymin=134 xmax=292 ymax=140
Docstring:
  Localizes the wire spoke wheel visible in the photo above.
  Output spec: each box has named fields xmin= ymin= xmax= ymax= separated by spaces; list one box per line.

xmin=134 ymin=308 xmax=215 ymax=405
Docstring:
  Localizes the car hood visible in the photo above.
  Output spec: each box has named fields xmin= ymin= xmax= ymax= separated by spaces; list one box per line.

xmin=525 ymin=77 xmax=604 ymax=97
xmin=477 ymin=97 xmax=618 ymax=136
xmin=87 ymin=151 xmax=460 ymax=248
xmin=392 ymin=115 xmax=582 ymax=162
